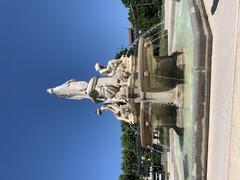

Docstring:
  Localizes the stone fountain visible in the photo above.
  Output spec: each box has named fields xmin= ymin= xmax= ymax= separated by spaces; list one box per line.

xmin=47 ymin=38 xmax=184 ymax=148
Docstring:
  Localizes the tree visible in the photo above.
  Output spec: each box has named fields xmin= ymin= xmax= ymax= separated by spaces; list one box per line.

xmin=119 ymin=174 xmax=139 ymax=180
xmin=121 ymin=0 xmax=164 ymax=32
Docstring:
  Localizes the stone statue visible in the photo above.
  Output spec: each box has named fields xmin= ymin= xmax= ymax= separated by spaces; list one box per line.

xmin=47 ymin=37 xmax=185 ymax=149
xmin=47 ymin=79 xmax=90 ymax=100
xmin=95 ymin=56 xmax=130 ymax=84
xmin=96 ymin=103 xmax=135 ymax=124
xmin=47 ymin=76 xmax=125 ymax=103
xmin=95 ymin=58 xmax=123 ymax=77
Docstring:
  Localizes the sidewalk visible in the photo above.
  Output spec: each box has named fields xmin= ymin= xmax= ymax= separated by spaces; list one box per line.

xmin=202 ymin=0 xmax=240 ymax=179
xmin=228 ymin=2 xmax=240 ymax=179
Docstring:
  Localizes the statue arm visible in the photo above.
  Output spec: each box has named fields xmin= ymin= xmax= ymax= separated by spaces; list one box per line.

xmin=101 ymin=104 xmax=117 ymax=111
xmin=100 ymin=104 xmax=121 ymax=116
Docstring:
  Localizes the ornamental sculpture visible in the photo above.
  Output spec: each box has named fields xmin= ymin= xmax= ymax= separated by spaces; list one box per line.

xmin=47 ymin=38 xmax=184 ymax=148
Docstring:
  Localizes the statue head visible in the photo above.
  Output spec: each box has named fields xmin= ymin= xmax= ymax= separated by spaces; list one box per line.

xmin=47 ymin=79 xmax=90 ymax=100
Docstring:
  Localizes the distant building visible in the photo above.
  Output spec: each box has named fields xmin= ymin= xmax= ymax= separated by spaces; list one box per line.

xmin=128 ymin=27 xmax=135 ymax=45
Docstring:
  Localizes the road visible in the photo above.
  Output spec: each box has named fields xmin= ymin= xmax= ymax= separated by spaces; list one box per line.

xmin=203 ymin=0 xmax=240 ymax=180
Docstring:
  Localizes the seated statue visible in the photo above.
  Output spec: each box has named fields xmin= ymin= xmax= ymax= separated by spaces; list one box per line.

xmin=95 ymin=56 xmax=130 ymax=84
xmin=95 ymin=58 xmax=123 ymax=77
xmin=47 ymin=77 xmax=121 ymax=103
xmin=87 ymin=76 xmax=121 ymax=103
xmin=96 ymin=103 xmax=135 ymax=124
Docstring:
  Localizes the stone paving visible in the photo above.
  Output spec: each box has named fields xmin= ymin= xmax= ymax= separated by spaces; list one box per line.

xmin=202 ymin=0 xmax=240 ymax=179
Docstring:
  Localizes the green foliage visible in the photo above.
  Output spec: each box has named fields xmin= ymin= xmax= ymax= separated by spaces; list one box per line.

xmin=119 ymin=121 xmax=163 ymax=179
xmin=120 ymin=122 xmax=139 ymax=178
xmin=122 ymin=0 xmax=164 ymax=32
xmin=115 ymin=48 xmax=128 ymax=59
xmin=121 ymin=0 xmax=139 ymax=7
xmin=119 ymin=174 xmax=139 ymax=180
xmin=115 ymin=47 xmax=135 ymax=58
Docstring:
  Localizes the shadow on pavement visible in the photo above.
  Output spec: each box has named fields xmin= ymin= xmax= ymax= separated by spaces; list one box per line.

xmin=211 ymin=0 xmax=220 ymax=15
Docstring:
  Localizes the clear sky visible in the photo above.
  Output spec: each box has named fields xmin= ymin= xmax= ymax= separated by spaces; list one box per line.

xmin=0 ymin=0 xmax=129 ymax=180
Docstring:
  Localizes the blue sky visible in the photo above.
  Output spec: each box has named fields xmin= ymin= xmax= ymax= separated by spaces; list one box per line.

xmin=0 ymin=0 xmax=129 ymax=179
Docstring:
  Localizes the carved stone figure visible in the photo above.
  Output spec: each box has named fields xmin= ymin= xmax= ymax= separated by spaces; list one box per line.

xmin=47 ymin=76 xmax=125 ymax=104
xmin=115 ymin=87 xmax=127 ymax=102
xmin=95 ymin=56 xmax=131 ymax=84
xmin=96 ymin=103 xmax=135 ymax=124
xmin=95 ymin=58 xmax=123 ymax=77
xmin=86 ymin=76 xmax=120 ymax=103
xmin=114 ymin=62 xmax=130 ymax=83
xmin=47 ymin=79 xmax=90 ymax=100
